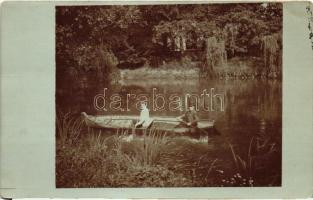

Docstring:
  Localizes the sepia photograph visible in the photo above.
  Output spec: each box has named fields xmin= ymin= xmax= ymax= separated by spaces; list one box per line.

xmin=55 ymin=3 xmax=282 ymax=188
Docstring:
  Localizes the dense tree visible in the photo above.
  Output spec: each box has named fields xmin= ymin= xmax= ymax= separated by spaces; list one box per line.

xmin=56 ymin=3 xmax=282 ymax=77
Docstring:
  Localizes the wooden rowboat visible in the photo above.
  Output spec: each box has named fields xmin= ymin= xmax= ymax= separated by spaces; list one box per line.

xmin=81 ymin=112 xmax=215 ymax=134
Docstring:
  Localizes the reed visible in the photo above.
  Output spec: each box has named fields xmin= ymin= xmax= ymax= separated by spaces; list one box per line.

xmin=56 ymin=115 xmax=280 ymax=187
xmin=56 ymin=111 xmax=84 ymax=146
xmin=84 ymin=132 xmax=109 ymax=153
xmin=126 ymin=129 xmax=169 ymax=167
xmin=225 ymin=136 xmax=280 ymax=186
xmin=229 ymin=138 xmax=254 ymax=178
xmin=56 ymin=125 xmax=198 ymax=187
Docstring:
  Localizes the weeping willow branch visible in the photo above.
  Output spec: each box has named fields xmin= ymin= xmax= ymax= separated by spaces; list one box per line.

xmin=261 ymin=34 xmax=280 ymax=72
xmin=201 ymin=36 xmax=227 ymax=77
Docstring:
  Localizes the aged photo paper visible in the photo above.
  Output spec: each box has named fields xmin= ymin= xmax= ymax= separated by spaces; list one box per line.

xmin=0 ymin=1 xmax=312 ymax=198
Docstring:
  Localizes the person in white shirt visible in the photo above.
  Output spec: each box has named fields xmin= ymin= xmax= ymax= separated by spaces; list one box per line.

xmin=135 ymin=103 xmax=153 ymax=128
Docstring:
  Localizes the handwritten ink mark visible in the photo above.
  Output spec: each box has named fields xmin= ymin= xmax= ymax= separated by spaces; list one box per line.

xmin=306 ymin=3 xmax=313 ymax=50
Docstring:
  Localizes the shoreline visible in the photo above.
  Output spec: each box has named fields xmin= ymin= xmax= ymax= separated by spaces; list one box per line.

xmin=117 ymin=57 xmax=281 ymax=81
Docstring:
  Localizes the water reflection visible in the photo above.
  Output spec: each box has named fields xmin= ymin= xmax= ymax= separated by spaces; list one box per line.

xmin=57 ymin=78 xmax=281 ymax=144
xmin=57 ymin=77 xmax=282 ymax=185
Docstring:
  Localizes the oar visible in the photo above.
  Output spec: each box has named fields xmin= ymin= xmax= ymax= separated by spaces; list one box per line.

xmin=82 ymin=112 xmax=212 ymax=122
xmin=153 ymin=118 xmax=212 ymax=123
xmin=173 ymin=119 xmax=216 ymax=136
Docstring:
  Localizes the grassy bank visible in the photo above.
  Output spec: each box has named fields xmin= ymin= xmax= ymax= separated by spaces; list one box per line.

xmin=56 ymin=130 xmax=221 ymax=187
xmin=56 ymin=114 xmax=281 ymax=187
xmin=120 ymin=59 xmax=200 ymax=80
xmin=119 ymin=57 xmax=281 ymax=80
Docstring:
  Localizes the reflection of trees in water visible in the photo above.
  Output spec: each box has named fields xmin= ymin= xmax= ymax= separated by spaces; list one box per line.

xmin=256 ymin=80 xmax=282 ymax=151
xmin=222 ymin=80 xmax=281 ymax=149
xmin=56 ymin=72 xmax=111 ymax=114
xmin=223 ymin=79 xmax=281 ymax=123
xmin=115 ymin=85 xmax=148 ymax=113
xmin=57 ymin=77 xmax=281 ymax=134
xmin=113 ymin=80 xmax=205 ymax=116
xmin=119 ymin=85 xmax=147 ymax=94
xmin=261 ymin=80 xmax=281 ymax=121
xmin=221 ymin=80 xmax=281 ymax=185
xmin=56 ymin=77 xmax=282 ymax=186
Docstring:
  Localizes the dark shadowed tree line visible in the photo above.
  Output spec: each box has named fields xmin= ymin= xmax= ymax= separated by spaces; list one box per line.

xmin=56 ymin=3 xmax=282 ymax=80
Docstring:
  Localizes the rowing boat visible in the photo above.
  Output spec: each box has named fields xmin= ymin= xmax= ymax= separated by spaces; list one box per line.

xmin=81 ymin=112 xmax=215 ymax=134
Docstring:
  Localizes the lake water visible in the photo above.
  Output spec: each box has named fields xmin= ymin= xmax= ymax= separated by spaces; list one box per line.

xmin=58 ymin=77 xmax=282 ymax=146
xmin=57 ymin=77 xmax=282 ymax=185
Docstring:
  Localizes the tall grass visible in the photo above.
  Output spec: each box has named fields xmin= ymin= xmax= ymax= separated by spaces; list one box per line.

xmin=56 ymin=111 xmax=84 ymax=146
xmin=122 ymin=130 xmax=169 ymax=167
xmin=229 ymin=138 xmax=254 ymax=178
xmin=56 ymin=113 xmax=280 ymax=187
xmin=224 ymin=136 xmax=280 ymax=186
xmin=55 ymin=115 xmax=194 ymax=187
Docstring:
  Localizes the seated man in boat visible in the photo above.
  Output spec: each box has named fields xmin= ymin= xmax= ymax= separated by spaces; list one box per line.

xmin=135 ymin=102 xmax=153 ymax=128
xmin=177 ymin=103 xmax=199 ymax=128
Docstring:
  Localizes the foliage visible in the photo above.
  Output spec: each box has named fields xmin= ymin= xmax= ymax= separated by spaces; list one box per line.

xmin=56 ymin=111 xmax=83 ymax=146
xmin=56 ymin=112 xmax=281 ymax=187
xmin=56 ymin=6 xmax=143 ymax=79
xmin=261 ymin=33 xmax=281 ymax=76
xmin=229 ymin=139 xmax=255 ymax=178
xmin=56 ymin=130 xmax=193 ymax=187
xmin=220 ymin=173 xmax=254 ymax=187
xmin=151 ymin=3 xmax=282 ymax=56
xmin=224 ymin=136 xmax=280 ymax=186
xmin=56 ymin=3 xmax=282 ymax=77
xmin=152 ymin=20 xmax=218 ymax=45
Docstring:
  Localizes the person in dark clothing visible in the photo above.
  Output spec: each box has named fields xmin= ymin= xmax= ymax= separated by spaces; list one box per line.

xmin=177 ymin=104 xmax=199 ymax=127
